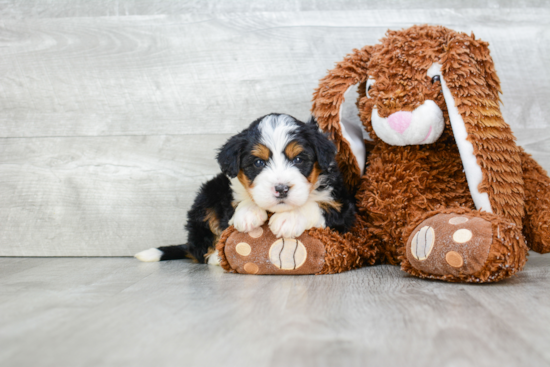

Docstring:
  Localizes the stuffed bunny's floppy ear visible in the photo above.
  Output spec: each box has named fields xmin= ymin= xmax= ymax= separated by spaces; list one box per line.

xmin=431 ymin=34 xmax=524 ymax=226
xmin=428 ymin=63 xmax=493 ymax=213
xmin=312 ymin=46 xmax=372 ymax=190
xmin=340 ymin=83 xmax=372 ymax=167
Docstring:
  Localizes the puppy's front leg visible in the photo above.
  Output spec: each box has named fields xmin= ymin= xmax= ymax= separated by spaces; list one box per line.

xmin=269 ymin=201 xmax=326 ymax=238
xmin=229 ymin=199 xmax=268 ymax=233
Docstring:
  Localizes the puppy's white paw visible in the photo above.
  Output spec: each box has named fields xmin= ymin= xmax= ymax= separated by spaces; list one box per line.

xmin=207 ymin=253 xmax=221 ymax=266
xmin=230 ymin=202 xmax=268 ymax=233
xmin=269 ymin=211 xmax=308 ymax=238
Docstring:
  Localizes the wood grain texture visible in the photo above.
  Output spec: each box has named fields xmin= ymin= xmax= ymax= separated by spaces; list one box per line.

xmin=0 ymin=1 xmax=549 ymax=256
xmin=0 ymin=134 xmax=230 ymax=256
xmin=1 ymin=0 xmax=549 ymax=19
xmin=0 ymin=256 xmax=549 ymax=367
xmin=0 ymin=9 xmax=548 ymax=138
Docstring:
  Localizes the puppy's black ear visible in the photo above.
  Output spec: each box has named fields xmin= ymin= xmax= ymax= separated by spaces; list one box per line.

xmin=217 ymin=131 xmax=247 ymax=178
xmin=306 ymin=119 xmax=337 ymax=172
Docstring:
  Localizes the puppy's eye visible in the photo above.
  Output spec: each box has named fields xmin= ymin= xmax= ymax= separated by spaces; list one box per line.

xmin=431 ymin=75 xmax=441 ymax=84
xmin=253 ymin=159 xmax=265 ymax=168
xmin=292 ymin=157 xmax=303 ymax=165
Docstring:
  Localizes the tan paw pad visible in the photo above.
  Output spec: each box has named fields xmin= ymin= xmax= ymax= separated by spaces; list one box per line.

xmin=453 ymin=229 xmax=472 ymax=243
xmin=243 ymin=262 xmax=259 ymax=274
xmin=449 ymin=216 xmax=469 ymax=225
xmin=445 ymin=251 xmax=464 ymax=268
xmin=410 ymin=226 xmax=435 ymax=261
xmin=269 ymin=239 xmax=307 ymax=270
xmin=235 ymin=242 xmax=251 ymax=256
xmin=248 ymin=227 xmax=263 ymax=238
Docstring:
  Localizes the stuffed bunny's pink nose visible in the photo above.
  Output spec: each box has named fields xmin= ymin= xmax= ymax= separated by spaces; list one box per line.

xmin=387 ymin=111 xmax=412 ymax=134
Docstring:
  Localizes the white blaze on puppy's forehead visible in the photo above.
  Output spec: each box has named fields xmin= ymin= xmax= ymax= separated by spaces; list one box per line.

xmin=258 ymin=114 xmax=298 ymax=160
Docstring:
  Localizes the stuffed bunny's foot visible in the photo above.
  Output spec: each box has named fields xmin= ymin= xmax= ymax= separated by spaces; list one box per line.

xmin=220 ymin=224 xmax=326 ymax=275
xmin=402 ymin=210 xmax=528 ymax=283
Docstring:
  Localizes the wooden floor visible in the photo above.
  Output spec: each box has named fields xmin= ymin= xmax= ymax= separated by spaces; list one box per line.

xmin=1 ymin=255 xmax=549 ymax=367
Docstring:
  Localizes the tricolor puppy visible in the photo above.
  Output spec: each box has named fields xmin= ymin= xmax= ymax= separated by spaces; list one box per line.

xmin=135 ymin=113 xmax=356 ymax=264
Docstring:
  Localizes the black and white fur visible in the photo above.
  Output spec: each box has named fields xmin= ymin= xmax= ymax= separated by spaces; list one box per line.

xmin=135 ymin=113 xmax=356 ymax=264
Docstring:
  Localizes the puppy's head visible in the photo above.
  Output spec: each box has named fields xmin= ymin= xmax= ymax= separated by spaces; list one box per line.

xmin=217 ymin=113 xmax=336 ymax=212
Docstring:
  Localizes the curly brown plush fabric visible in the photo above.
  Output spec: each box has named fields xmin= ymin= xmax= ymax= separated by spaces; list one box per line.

xmin=308 ymin=224 xmax=376 ymax=274
xmin=216 ymin=225 xmax=238 ymax=273
xmin=312 ymin=46 xmax=372 ymax=189
xmin=309 ymin=25 xmax=550 ymax=283
xmin=520 ymin=148 xmax=550 ymax=253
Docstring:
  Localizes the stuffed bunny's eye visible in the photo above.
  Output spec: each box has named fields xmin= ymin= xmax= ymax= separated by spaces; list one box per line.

xmin=366 ymin=79 xmax=375 ymax=98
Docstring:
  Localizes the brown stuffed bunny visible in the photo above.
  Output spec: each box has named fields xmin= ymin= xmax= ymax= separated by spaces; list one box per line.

xmin=218 ymin=24 xmax=550 ymax=282
xmin=309 ymin=24 xmax=550 ymax=282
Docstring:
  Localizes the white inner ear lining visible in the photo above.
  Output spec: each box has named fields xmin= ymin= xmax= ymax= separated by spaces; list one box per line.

xmin=427 ymin=63 xmax=493 ymax=213
xmin=338 ymin=83 xmax=368 ymax=176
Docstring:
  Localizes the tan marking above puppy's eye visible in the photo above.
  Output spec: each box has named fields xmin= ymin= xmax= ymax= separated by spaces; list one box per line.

xmin=285 ymin=141 xmax=304 ymax=160
xmin=251 ymin=144 xmax=270 ymax=161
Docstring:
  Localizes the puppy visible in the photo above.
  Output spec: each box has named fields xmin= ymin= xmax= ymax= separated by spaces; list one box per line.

xmin=135 ymin=113 xmax=356 ymax=264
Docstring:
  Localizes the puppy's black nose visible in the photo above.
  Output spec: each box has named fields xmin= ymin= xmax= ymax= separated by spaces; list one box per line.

xmin=274 ymin=184 xmax=290 ymax=198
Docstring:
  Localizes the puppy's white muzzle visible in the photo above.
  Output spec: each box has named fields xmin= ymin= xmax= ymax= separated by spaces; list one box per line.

xmin=251 ymin=170 xmax=311 ymax=213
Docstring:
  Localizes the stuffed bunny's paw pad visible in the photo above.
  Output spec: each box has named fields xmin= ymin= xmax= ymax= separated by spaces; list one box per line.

xmin=406 ymin=213 xmax=493 ymax=276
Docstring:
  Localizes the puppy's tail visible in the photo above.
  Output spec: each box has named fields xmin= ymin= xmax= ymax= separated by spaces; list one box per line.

xmin=134 ymin=244 xmax=193 ymax=262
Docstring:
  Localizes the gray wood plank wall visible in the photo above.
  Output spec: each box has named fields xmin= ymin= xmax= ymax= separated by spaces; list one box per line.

xmin=1 ymin=1 xmax=549 ymax=256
